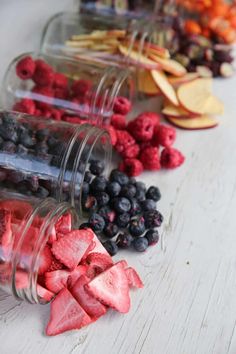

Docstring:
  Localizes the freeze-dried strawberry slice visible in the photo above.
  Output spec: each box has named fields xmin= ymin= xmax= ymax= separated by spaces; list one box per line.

xmin=116 ymin=260 xmax=128 ymax=269
xmin=71 ymin=275 xmax=107 ymax=318
xmin=125 ymin=267 xmax=144 ymax=289
xmin=15 ymin=270 xmax=28 ymax=289
xmin=48 ymin=226 xmax=57 ymax=244
xmin=37 ymin=284 xmax=54 ymax=302
xmin=38 ymin=245 xmax=53 ymax=275
xmin=0 ymin=209 xmax=13 ymax=260
xmin=51 ymin=230 xmax=93 ymax=269
xmin=85 ymin=262 xmax=130 ymax=313
xmin=85 ymin=228 xmax=110 ymax=257
xmin=47 ymin=255 xmax=64 ymax=272
xmin=68 ymin=265 xmax=87 ymax=288
xmin=46 ymin=288 xmax=92 ymax=336
xmin=45 ymin=266 xmax=87 ymax=293
xmin=0 ymin=200 xmax=32 ymax=219
xmin=55 ymin=213 xmax=72 ymax=234
xmin=83 ymin=252 xmax=113 ymax=278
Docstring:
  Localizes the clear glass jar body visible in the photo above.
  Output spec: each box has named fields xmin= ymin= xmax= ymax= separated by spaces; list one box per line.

xmin=2 ymin=52 xmax=132 ymax=125
xmin=0 ymin=111 xmax=111 ymax=214
xmin=0 ymin=192 xmax=78 ymax=304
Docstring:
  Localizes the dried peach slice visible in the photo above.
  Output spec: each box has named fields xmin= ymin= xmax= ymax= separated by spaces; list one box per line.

xmin=151 ymin=70 xmax=179 ymax=106
xmin=165 ymin=115 xmax=219 ymax=130
xmin=149 ymin=54 xmax=187 ymax=77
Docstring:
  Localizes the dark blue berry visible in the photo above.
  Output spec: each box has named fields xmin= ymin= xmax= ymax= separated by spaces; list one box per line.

xmin=35 ymin=142 xmax=48 ymax=155
xmin=146 ymin=186 xmax=161 ymax=202
xmin=84 ymin=171 xmax=93 ymax=183
xmin=116 ymin=232 xmax=133 ymax=248
xmin=110 ymin=169 xmax=129 ymax=186
xmin=35 ymin=186 xmax=49 ymax=198
xmin=47 ymin=136 xmax=58 ymax=148
xmin=16 ymin=144 xmax=28 ymax=155
xmin=0 ymin=136 xmax=4 ymax=147
xmin=98 ymin=206 xmax=115 ymax=223
xmin=113 ymin=197 xmax=131 ymax=214
xmin=129 ymin=216 xmax=145 ymax=237
xmin=103 ymin=240 xmax=118 ymax=256
xmin=120 ymin=184 xmax=136 ymax=199
xmin=135 ymin=189 xmax=146 ymax=202
xmin=36 ymin=128 xmax=50 ymax=142
xmin=95 ymin=192 xmax=110 ymax=207
xmin=79 ymin=222 xmax=91 ymax=230
xmin=28 ymin=176 xmax=39 ymax=192
xmin=89 ymin=160 xmax=105 ymax=176
xmin=82 ymin=195 xmax=97 ymax=212
xmin=129 ymin=198 xmax=142 ymax=216
xmin=115 ymin=213 xmax=130 ymax=228
xmin=19 ymin=131 xmax=34 ymax=148
xmin=2 ymin=141 xmax=16 ymax=153
xmin=135 ymin=181 xmax=146 ymax=192
xmin=0 ymin=126 xmax=18 ymax=143
xmin=141 ymin=199 xmax=156 ymax=212
xmin=144 ymin=229 xmax=159 ymax=246
xmin=103 ymin=223 xmax=118 ymax=238
xmin=82 ymin=182 xmax=90 ymax=196
xmin=88 ymin=213 xmax=105 ymax=233
xmin=90 ymin=176 xmax=107 ymax=193
xmin=133 ymin=237 xmax=148 ymax=252
xmin=106 ymin=181 xmax=121 ymax=197
xmin=143 ymin=210 xmax=163 ymax=228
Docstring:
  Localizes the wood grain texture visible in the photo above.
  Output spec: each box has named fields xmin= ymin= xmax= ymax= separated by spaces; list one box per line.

xmin=0 ymin=1 xmax=236 ymax=353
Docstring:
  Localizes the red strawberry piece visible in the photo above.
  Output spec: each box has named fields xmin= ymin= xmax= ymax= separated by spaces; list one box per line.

xmin=45 ymin=270 xmax=70 ymax=293
xmin=71 ymin=275 xmax=107 ymax=318
xmin=85 ymin=262 xmax=130 ymax=313
xmin=116 ymin=260 xmax=128 ymax=269
xmin=47 ymin=255 xmax=64 ymax=272
xmin=85 ymin=228 xmax=110 ymax=257
xmin=48 ymin=226 xmax=57 ymax=245
xmin=125 ymin=267 xmax=144 ymax=289
xmin=81 ymin=240 xmax=96 ymax=263
xmin=68 ymin=265 xmax=88 ymax=288
xmin=51 ymin=230 xmax=93 ymax=269
xmin=0 ymin=209 xmax=13 ymax=260
xmin=37 ymin=284 xmax=54 ymax=302
xmin=46 ymin=288 xmax=92 ymax=336
xmin=38 ymin=245 xmax=53 ymax=275
xmin=15 ymin=270 xmax=29 ymax=289
xmin=55 ymin=213 xmax=72 ymax=234
xmin=0 ymin=200 xmax=32 ymax=219
xmin=83 ymin=252 xmax=113 ymax=278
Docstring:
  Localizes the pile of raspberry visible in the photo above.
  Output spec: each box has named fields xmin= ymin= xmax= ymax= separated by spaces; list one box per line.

xmin=106 ymin=97 xmax=185 ymax=176
xmin=13 ymin=55 xmax=94 ymax=123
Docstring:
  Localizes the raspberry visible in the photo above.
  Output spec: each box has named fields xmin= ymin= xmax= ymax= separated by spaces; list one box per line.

xmin=127 ymin=115 xmax=155 ymax=142
xmin=113 ymin=96 xmax=132 ymax=115
xmin=54 ymin=87 xmax=69 ymax=100
xmin=121 ymin=144 xmax=140 ymax=159
xmin=137 ymin=112 xmax=161 ymax=127
xmin=32 ymin=59 xmax=54 ymax=87
xmin=111 ymin=114 xmax=126 ymax=129
xmin=32 ymin=86 xmax=54 ymax=109
xmin=140 ymin=147 xmax=161 ymax=171
xmin=160 ymin=147 xmax=185 ymax=169
xmin=119 ymin=158 xmax=144 ymax=177
xmin=71 ymin=79 xmax=92 ymax=97
xmin=16 ymin=56 xmax=36 ymax=80
xmin=152 ymin=125 xmax=176 ymax=147
xmin=50 ymin=108 xmax=63 ymax=121
xmin=115 ymin=130 xmax=135 ymax=154
xmin=12 ymin=98 xmax=36 ymax=115
xmin=63 ymin=116 xmax=82 ymax=124
xmin=105 ymin=125 xmax=117 ymax=146
xmin=53 ymin=72 xmax=68 ymax=89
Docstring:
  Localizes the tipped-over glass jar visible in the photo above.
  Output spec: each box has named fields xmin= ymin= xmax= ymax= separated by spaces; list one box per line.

xmin=0 ymin=111 xmax=111 ymax=214
xmin=0 ymin=192 xmax=78 ymax=304
xmin=2 ymin=51 xmax=132 ymax=126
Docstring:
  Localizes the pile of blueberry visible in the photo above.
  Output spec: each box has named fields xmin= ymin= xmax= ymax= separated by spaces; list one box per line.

xmin=80 ymin=161 xmax=163 ymax=255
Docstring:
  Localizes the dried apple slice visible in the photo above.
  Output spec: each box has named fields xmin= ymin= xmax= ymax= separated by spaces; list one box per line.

xmin=119 ymin=45 xmax=158 ymax=69
xmin=168 ymin=73 xmax=199 ymax=87
xmin=138 ymin=70 xmax=161 ymax=95
xmin=72 ymin=30 xmax=126 ymax=41
xmin=162 ymin=104 xmax=200 ymax=118
xmin=149 ymin=54 xmax=187 ymax=77
xmin=151 ymin=70 xmax=179 ymax=106
xmin=177 ymin=78 xmax=224 ymax=115
xmin=165 ymin=115 xmax=219 ymax=130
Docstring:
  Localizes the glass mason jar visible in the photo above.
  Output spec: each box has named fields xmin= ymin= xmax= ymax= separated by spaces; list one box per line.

xmin=0 ymin=111 xmax=111 ymax=215
xmin=2 ymin=52 xmax=132 ymax=126
xmin=40 ymin=12 xmax=174 ymax=104
xmin=0 ymin=192 xmax=78 ymax=304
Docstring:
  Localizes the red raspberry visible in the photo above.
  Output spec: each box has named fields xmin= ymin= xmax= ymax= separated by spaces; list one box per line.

xmin=54 ymin=87 xmax=69 ymax=100
xmin=16 ymin=56 xmax=36 ymax=80
xmin=119 ymin=158 xmax=144 ymax=177
xmin=63 ymin=116 xmax=82 ymax=124
xmin=111 ymin=114 xmax=126 ymax=129
xmin=105 ymin=125 xmax=117 ymax=146
xmin=71 ymin=79 xmax=92 ymax=97
xmin=137 ymin=112 xmax=161 ymax=127
xmin=121 ymin=143 xmax=140 ymax=159
xmin=53 ymin=72 xmax=68 ymax=89
xmin=160 ymin=147 xmax=185 ymax=169
xmin=113 ymin=96 xmax=132 ymax=115
xmin=127 ymin=115 xmax=155 ymax=142
xmin=115 ymin=130 xmax=135 ymax=153
xmin=31 ymin=86 xmax=54 ymax=109
xmin=140 ymin=146 xmax=161 ymax=171
xmin=50 ymin=108 xmax=63 ymax=121
xmin=152 ymin=125 xmax=176 ymax=147
xmin=35 ymin=109 xmax=43 ymax=116
xmin=12 ymin=98 xmax=36 ymax=115
xmin=32 ymin=59 xmax=54 ymax=86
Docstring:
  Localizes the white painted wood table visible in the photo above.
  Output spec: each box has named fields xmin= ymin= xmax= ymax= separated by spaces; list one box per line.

xmin=1 ymin=1 xmax=236 ymax=353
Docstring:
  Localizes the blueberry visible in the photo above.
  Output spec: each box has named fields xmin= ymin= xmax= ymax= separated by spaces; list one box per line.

xmin=146 ymin=186 xmax=161 ymax=202
xmin=106 ymin=181 xmax=121 ymax=197
xmin=89 ymin=160 xmax=105 ymax=176
xmin=132 ymin=237 xmax=148 ymax=252
xmin=16 ymin=144 xmax=28 ymax=155
xmin=129 ymin=177 xmax=136 ymax=185
xmin=79 ymin=222 xmax=91 ymax=230
xmin=120 ymin=184 xmax=136 ymax=199
xmin=19 ymin=131 xmax=34 ymax=148
xmin=35 ymin=142 xmax=48 ymax=155
xmin=144 ymin=229 xmax=159 ymax=246
xmin=135 ymin=181 xmax=146 ymax=192
xmin=0 ymin=136 xmax=4 ymax=147
xmin=102 ymin=240 xmax=118 ymax=256
xmin=2 ymin=141 xmax=16 ymax=153
xmin=129 ymin=198 xmax=142 ymax=216
xmin=0 ymin=126 xmax=18 ymax=143
xmin=143 ymin=210 xmax=163 ymax=228
xmin=110 ymin=169 xmax=129 ymax=186
xmin=90 ymin=176 xmax=107 ymax=193
xmin=98 ymin=206 xmax=115 ymax=223
xmin=88 ymin=213 xmax=105 ymax=233
xmin=84 ymin=171 xmax=93 ymax=183
xmin=82 ymin=182 xmax=90 ymax=196
xmin=135 ymin=189 xmax=146 ymax=202
xmin=113 ymin=197 xmax=131 ymax=214
xmin=8 ymin=171 xmax=25 ymax=184
xmin=116 ymin=232 xmax=133 ymax=248
xmin=17 ymin=181 xmax=30 ymax=194
xmin=129 ymin=216 xmax=145 ymax=237
xmin=82 ymin=195 xmax=97 ymax=212
xmin=2 ymin=114 xmax=17 ymax=128
xmin=47 ymin=136 xmax=58 ymax=148
xmin=141 ymin=199 xmax=156 ymax=212
xmin=28 ymin=176 xmax=39 ymax=192
xmin=95 ymin=191 xmax=110 ymax=207
xmin=36 ymin=128 xmax=50 ymax=142
xmin=115 ymin=213 xmax=130 ymax=228
xmin=35 ymin=186 xmax=49 ymax=198
xmin=103 ymin=223 xmax=118 ymax=238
